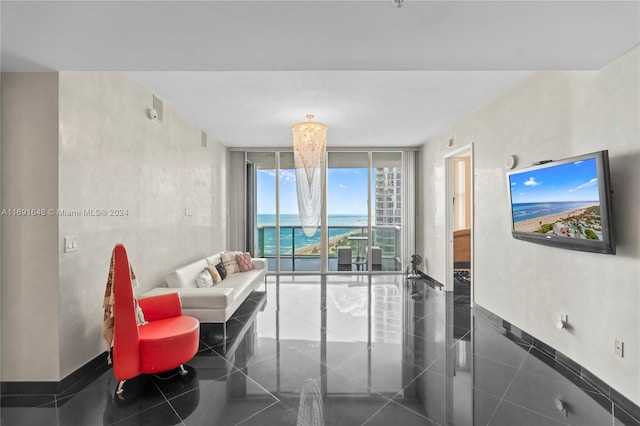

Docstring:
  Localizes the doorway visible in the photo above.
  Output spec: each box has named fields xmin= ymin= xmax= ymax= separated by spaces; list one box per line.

xmin=444 ymin=145 xmax=473 ymax=300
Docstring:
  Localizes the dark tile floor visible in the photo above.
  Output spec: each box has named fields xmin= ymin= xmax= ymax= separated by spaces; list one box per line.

xmin=2 ymin=274 xmax=638 ymax=426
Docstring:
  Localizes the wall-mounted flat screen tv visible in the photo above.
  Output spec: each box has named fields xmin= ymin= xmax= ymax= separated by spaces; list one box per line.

xmin=506 ymin=150 xmax=615 ymax=254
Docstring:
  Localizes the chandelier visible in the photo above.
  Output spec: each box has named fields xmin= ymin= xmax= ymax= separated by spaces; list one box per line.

xmin=291 ymin=115 xmax=327 ymax=237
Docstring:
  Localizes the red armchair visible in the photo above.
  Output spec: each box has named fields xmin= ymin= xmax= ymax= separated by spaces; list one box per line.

xmin=112 ymin=244 xmax=200 ymax=397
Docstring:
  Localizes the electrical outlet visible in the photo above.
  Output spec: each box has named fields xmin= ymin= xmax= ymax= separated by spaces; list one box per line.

xmin=615 ymin=340 xmax=624 ymax=358
xmin=557 ymin=314 xmax=568 ymax=329
xmin=64 ymin=236 xmax=78 ymax=253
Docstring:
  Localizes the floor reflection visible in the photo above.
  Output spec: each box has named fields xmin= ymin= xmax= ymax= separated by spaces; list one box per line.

xmin=1 ymin=274 xmax=635 ymax=426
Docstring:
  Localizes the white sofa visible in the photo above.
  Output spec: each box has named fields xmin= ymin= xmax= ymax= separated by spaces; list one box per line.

xmin=141 ymin=253 xmax=267 ymax=323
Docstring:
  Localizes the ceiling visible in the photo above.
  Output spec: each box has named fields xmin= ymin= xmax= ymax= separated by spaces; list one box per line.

xmin=2 ymin=1 xmax=638 ymax=148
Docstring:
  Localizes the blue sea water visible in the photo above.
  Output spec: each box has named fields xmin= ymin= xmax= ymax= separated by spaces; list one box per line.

xmin=512 ymin=201 xmax=598 ymax=223
xmin=258 ymin=214 xmax=368 ymax=227
xmin=257 ymin=214 xmax=368 ymax=254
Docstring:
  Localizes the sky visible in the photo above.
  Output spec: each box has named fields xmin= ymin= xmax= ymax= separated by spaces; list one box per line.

xmin=509 ymin=158 xmax=600 ymax=204
xmin=257 ymin=168 xmax=369 ymax=215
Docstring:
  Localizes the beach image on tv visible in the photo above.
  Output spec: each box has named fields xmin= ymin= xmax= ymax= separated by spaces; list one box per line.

xmin=509 ymin=158 xmax=602 ymax=240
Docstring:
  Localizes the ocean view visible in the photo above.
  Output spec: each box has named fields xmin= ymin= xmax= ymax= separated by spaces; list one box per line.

xmin=257 ymin=214 xmax=368 ymax=255
xmin=512 ymin=201 xmax=598 ymax=223
xmin=258 ymin=214 xmax=369 ymax=227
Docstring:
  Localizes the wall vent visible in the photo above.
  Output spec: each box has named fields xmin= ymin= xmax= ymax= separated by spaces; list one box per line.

xmin=152 ymin=95 xmax=164 ymax=122
xmin=201 ymin=131 xmax=208 ymax=148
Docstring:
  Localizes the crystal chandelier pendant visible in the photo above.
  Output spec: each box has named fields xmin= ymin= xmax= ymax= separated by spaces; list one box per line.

xmin=291 ymin=115 xmax=327 ymax=237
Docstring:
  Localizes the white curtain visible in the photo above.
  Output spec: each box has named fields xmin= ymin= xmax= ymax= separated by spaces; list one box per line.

xmin=402 ymin=151 xmax=417 ymax=272
xmin=228 ymin=151 xmax=246 ymax=251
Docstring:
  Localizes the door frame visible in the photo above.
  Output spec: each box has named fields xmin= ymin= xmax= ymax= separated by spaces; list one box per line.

xmin=444 ymin=143 xmax=474 ymax=301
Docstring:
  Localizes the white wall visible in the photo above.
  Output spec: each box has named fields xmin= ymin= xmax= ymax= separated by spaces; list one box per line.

xmin=418 ymin=47 xmax=640 ymax=404
xmin=211 ymin=135 xmax=228 ymax=254
xmin=1 ymin=71 xmax=229 ymax=382
xmin=1 ymin=73 xmax=61 ymax=381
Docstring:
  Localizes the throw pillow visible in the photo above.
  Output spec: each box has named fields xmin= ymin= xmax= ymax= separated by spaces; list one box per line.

xmin=215 ymin=262 xmax=227 ymax=280
xmin=236 ymin=252 xmax=255 ymax=272
xmin=196 ymin=269 xmax=214 ymax=288
xmin=206 ymin=265 xmax=222 ymax=284
xmin=221 ymin=251 xmax=240 ymax=275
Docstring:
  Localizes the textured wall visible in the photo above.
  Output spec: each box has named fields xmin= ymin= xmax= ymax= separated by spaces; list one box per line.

xmin=57 ymin=72 xmax=228 ymax=379
xmin=211 ymin=137 xmax=228 ymax=254
xmin=1 ymin=73 xmax=61 ymax=381
xmin=1 ymin=71 xmax=228 ymax=382
xmin=418 ymin=47 xmax=639 ymax=403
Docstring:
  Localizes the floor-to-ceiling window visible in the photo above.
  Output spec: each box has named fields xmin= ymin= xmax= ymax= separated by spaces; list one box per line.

xmin=372 ymin=152 xmax=403 ymax=272
xmin=247 ymin=150 xmax=407 ymax=273
xmin=248 ymin=152 xmax=277 ymax=271
xmin=327 ymin=152 xmax=370 ymax=272
xmin=279 ymin=152 xmax=321 ymax=272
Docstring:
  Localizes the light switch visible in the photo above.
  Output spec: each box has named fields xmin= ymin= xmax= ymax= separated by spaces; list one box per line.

xmin=64 ymin=236 xmax=78 ymax=253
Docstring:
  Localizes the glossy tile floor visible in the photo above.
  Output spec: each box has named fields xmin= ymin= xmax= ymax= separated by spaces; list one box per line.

xmin=2 ymin=274 xmax=638 ymax=426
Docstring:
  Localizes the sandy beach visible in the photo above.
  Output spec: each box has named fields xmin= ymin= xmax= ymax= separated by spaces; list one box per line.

xmin=294 ymin=232 xmax=358 ymax=255
xmin=514 ymin=206 xmax=597 ymax=233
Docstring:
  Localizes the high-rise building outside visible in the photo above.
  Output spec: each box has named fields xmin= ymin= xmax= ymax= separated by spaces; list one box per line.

xmin=374 ymin=167 xmax=402 ymax=259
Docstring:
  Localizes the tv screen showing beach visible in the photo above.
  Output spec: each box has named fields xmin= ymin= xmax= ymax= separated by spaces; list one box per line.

xmin=509 ymin=158 xmax=603 ymax=240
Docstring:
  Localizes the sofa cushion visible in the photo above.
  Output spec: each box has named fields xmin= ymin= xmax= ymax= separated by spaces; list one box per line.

xmin=196 ymin=269 xmax=214 ymax=288
xmin=236 ymin=252 xmax=255 ymax=272
xmin=216 ymin=267 xmax=264 ymax=291
xmin=215 ymin=262 xmax=227 ymax=280
xmin=220 ymin=251 xmax=240 ymax=275
xmin=166 ymin=259 xmax=208 ymax=289
xmin=251 ymin=258 xmax=267 ymax=270
xmin=143 ymin=287 xmax=235 ymax=310
xmin=205 ymin=265 xmax=222 ymax=284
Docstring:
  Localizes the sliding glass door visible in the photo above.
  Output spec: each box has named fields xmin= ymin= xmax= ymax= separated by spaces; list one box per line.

xmin=327 ymin=152 xmax=370 ymax=272
xmin=279 ymin=152 xmax=321 ymax=272
xmin=248 ymin=151 xmax=322 ymax=273
xmin=372 ymin=152 xmax=403 ymax=272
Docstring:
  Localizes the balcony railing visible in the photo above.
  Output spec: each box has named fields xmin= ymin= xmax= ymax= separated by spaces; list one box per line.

xmin=256 ymin=225 xmax=402 ymax=272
